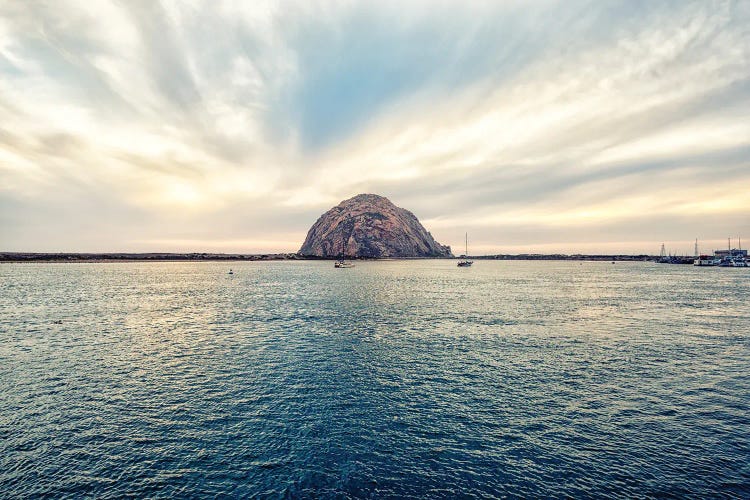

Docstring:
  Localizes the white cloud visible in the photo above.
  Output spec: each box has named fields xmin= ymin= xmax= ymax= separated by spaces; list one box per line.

xmin=0 ymin=0 xmax=748 ymax=253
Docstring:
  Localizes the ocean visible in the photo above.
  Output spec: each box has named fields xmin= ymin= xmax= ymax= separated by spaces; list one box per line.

xmin=1 ymin=260 xmax=748 ymax=498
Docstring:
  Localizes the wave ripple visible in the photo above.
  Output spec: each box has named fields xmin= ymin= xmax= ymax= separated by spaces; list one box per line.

xmin=1 ymin=261 xmax=749 ymax=498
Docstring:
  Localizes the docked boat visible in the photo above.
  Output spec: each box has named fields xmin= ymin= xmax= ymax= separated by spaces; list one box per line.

xmin=718 ymin=257 xmax=734 ymax=267
xmin=731 ymin=257 xmax=747 ymax=267
xmin=734 ymin=237 xmax=748 ymax=266
xmin=694 ymin=255 xmax=719 ymax=266
xmin=457 ymin=233 xmax=473 ymax=267
xmin=716 ymin=237 xmax=748 ymax=267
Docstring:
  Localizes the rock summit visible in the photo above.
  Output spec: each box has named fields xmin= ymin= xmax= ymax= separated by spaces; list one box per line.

xmin=299 ymin=194 xmax=452 ymax=258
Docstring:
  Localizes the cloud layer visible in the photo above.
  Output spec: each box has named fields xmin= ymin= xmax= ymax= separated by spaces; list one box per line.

xmin=1 ymin=0 xmax=748 ymax=254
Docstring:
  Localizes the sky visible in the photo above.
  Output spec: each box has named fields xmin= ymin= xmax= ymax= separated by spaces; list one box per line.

xmin=1 ymin=0 xmax=749 ymax=255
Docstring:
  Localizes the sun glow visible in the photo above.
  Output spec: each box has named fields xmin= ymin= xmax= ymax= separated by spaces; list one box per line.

xmin=1 ymin=1 xmax=748 ymax=253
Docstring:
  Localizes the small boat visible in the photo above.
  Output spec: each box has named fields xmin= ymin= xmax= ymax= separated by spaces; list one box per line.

xmin=717 ymin=237 xmax=748 ymax=267
xmin=734 ymin=237 xmax=748 ymax=267
xmin=694 ymin=255 xmax=719 ymax=266
xmin=457 ymin=232 xmax=473 ymax=267
xmin=228 ymin=269 xmax=234 ymax=275
xmin=718 ymin=257 xmax=734 ymax=267
xmin=334 ymin=238 xmax=355 ymax=268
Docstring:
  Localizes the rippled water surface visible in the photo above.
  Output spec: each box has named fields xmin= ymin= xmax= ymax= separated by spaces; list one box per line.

xmin=1 ymin=260 xmax=749 ymax=498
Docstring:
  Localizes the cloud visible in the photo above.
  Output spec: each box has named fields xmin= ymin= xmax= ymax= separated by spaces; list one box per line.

xmin=0 ymin=0 xmax=748 ymax=253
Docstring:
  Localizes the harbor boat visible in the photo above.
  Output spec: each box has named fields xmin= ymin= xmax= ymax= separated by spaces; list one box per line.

xmin=228 ymin=269 xmax=234 ymax=275
xmin=457 ymin=233 xmax=473 ymax=267
xmin=718 ymin=256 xmax=734 ymax=267
xmin=735 ymin=237 xmax=748 ymax=267
xmin=657 ymin=243 xmax=692 ymax=264
xmin=716 ymin=237 xmax=748 ymax=267
xmin=716 ymin=254 xmax=747 ymax=267
xmin=730 ymin=253 xmax=747 ymax=267
xmin=694 ymin=255 xmax=719 ymax=266
xmin=719 ymin=237 xmax=734 ymax=267
xmin=659 ymin=255 xmax=694 ymax=264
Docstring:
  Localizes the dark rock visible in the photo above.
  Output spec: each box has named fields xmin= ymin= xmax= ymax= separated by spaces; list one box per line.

xmin=299 ymin=194 xmax=452 ymax=258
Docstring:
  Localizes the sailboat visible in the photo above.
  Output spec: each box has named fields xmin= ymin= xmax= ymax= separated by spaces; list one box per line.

xmin=457 ymin=233 xmax=473 ymax=267
xmin=732 ymin=236 xmax=747 ymax=267
xmin=719 ymin=237 xmax=735 ymax=267
xmin=334 ymin=237 xmax=355 ymax=268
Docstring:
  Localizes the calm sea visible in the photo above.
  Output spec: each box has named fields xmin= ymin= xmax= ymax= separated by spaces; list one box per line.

xmin=1 ymin=260 xmax=748 ymax=498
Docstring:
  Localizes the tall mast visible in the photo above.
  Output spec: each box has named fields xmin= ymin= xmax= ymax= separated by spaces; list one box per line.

xmin=465 ymin=232 xmax=468 ymax=256
xmin=694 ymin=238 xmax=698 ymax=258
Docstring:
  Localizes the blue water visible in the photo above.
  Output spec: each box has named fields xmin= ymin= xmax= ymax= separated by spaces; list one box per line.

xmin=1 ymin=260 xmax=748 ymax=498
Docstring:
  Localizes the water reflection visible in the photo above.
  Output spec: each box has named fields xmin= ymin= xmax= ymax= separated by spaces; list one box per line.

xmin=0 ymin=261 xmax=748 ymax=497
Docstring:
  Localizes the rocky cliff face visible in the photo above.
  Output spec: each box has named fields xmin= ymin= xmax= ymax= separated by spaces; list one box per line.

xmin=299 ymin=194 xmax=452 ymax=258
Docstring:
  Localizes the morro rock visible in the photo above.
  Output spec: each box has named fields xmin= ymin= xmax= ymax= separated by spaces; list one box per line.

xmin=299 ymin=194 xmax=452 ymax=258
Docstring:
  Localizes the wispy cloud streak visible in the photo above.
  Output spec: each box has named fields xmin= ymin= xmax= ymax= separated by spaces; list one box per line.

xmin=0 ymin=0 xmax=748 ymax=253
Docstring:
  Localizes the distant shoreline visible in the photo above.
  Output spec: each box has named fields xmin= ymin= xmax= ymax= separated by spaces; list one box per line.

xmin=0 ymin=252 xmax=658 ymax=262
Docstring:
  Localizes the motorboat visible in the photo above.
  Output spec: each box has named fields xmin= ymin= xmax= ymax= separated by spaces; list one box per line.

xmin=693 ymin=255 xmax=719 ymax=266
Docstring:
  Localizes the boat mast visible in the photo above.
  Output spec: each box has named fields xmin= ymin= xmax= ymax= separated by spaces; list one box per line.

xmin=694 ymin=238 xmax=698 ymax=258
xmin=465 ymin=232 xmax=468 ymax=256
